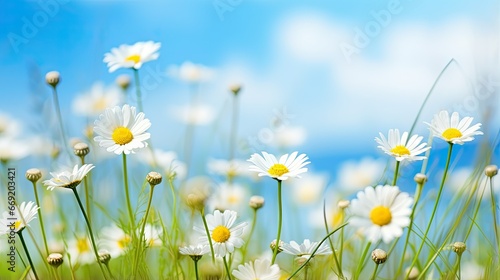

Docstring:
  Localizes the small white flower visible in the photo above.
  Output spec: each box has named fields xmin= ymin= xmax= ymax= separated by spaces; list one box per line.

xmin=167 ymin=61 xmax=215 ymax=83
xmin=426 ymin=110 xmax=483 ymax=145
xmin=247 ymin=151 xmax=310 ymax=181
xmin=93 ymin=104 xmax=151 ymax=155
xmin=335 ymin=157 xmax=385 ymax=192
xmin=43 ymin=164 xmax=94 ymax=190
xmin=208 ymin=158 xmax=251 ymax=179
xmin=0 ymin=113 xmax=22 ymax=138
xmin=194 ymin=210 xmax=247 ymax=258
xmin=142 ymin=224 xmax=163 ymax=247
xmin=0 ymin=201 xmax=39 ymax=234
xmin=375 ymin=129 xmax=430 ymax=162
xmin=289 ymin=173 xmax=327 ymax=205
xmin=179 ymin=244 xmax=210 ymax=256
xmin=67 ymin=236 xmax=95 ymax=265
xmin=350 ymin=185 xmax=413 ymax=244
xmin=72 ymin=82 xmax=123 ymax=116
xmin=100 ymin=224 xmax=131 ymax=258
xmin=281 ymin=239 xmax=332 ymax=257
xmin=103 ymin=41 xmax=161 ymax=73
xmin=232 ymin=258 xmax=281 ymax=280
xmin=0 ymin=137 xmax=30 ymax=162
xmin=272 ymin=125 xmax=307 ymax=148
xmin=208 ymin=183 xmax=249 ymax=212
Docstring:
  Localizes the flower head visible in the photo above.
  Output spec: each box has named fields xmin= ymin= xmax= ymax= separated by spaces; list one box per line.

xmin=179 ymin=244 xmax=210 ymax=261
xmin=43 ymin=164 xmax=94 ymax=190
xmin=0 ymin=201 xmax=39 ymax=234
xmin=426 ymin=111 xmax=483 ymax=145
xmin=93 ymin=104 xmax=151 ymax=155
xmin=103 ymin=41 xmax=161 ymax=72
xmin=247 ymin=151 xmax=310 ymax=181
xmin=375 ymin=129 xmax=430 ymax=162
xmin=99 ymin=224 xmax=132 ymax=258
xmin=194 ymin=210 xmax=247 ymax=258
xmin=232 ymin=258 xmax=281 ymax=280
xmin=72 ymin=82 xmax=123 ymax=117
xmin=281 ymin=239 xmax=332 ymax=257
xmin=67 ymin=236 xmax=95 ymax=265
xmin=350 ymin=185 xmax=413 ymax=244
xmin=142 ymin=224 xmax=163 ymax=247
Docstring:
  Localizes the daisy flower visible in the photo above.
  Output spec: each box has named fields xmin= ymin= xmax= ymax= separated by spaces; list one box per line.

xmin=93 ymin=104 xmax=151 ymax=155
xmin=350 ymin=185 xmax=413 ymax=244
xmin=72 ymin=82 xmax=123 ymax=117
xmin=335 ymin=157 xmax=385 ymax=192
xmin=99 ymin=224 xmax=132 ymax=258
xmin=142 ymin=224 xmax=163 ymax=247
xmin=208 ymin=183 xmax=249 ymax=212
xmin=0 ymin=201 xmax=39 ymax=234
xmin=167 ymin=61 xmax=215 ymax=83
xmin=375 ymin=129 xmax=430 ymax=162
xmin=194 ymin=210 xmax=247 ymax=258
xmin=103 ymin=41 xmax=161 ymax=73
xmin=247 ymin=151 xmax=310 ymax=181
xmin=426 ymin=110 xmax=483 ymax=145
xmin=232 ymin=258 xmax=281 ymax=280
xmin=43 ymin=164 xmax=94 ymax=190
xmin=208 ymin=158 xmax=252 ymax=179
xmin=281 ymin=239 xmax=332 ymax=257
xmin=67 ymin=236 xmax=95 ymax=265
xmin=179 ymin=244 xmax=210 ymax=257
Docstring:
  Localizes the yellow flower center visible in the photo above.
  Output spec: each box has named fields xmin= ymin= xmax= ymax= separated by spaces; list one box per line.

xmin=125 ymin=54 xmax=141 ymax=64
xmin=331 ymin=211 xmax=344 ymax=227
xmin=117 ymin=235 xmax=131 ymax=249
xmin=77 ymin=238 xmax=90 ymax=253
xmin=14 ymin=220 xmax=22 ymax=231
xmin=268 ymin=164 xmax=289 ymax=177
xmin=112 ymin=127 xmax=133 ymax=145
xmin=390 ymin=145 xmax=410 ymax=156
xmin=94 ymin=96 xmax=107 ymax=111
xmin=442 ymin=128 xmax=462 ymax=141
xmin=212 ymin=225 xmax=231 ymax=243
xmin=370 ymin=206 xmax=392 ymax=226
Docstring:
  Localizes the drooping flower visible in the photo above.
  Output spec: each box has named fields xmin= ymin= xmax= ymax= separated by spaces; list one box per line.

xmin=0 ymin=201 xmax=39 ymax=234
xmin=93 ymin=104 xmax=151 ymax=155
xmin=232 ymin=258 xmax=281 ymax=280
xmin=350 ymin=185 xmax=413 ymax=244
xmin=103 ymin=41 xmax=161 ymax=73
xmin=194 ymin=210 xmax=247 ymax=258
xmin=426 ymin=110 xmax=483 ymax=145
xmin=247 ymin=151 xmax=310 ymax=181
xmin=281 ymin=239 xmax=332 ymax=257
xmin=375 ymin=129 xmax=430 ymax=162
xmin=43 ymin=164 xmax=94 ymax=190
xmin=99 ymin=224 xmax=132 ymax=258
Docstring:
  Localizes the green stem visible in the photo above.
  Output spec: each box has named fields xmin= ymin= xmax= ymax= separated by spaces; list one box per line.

xmin=354 ymin=242 xmax=372 ymax=280
xmin=18 ymin=230 xmax=39 ymax=280
xmin=396 ymin=180 xmax=424 ymax=276
xmin=339 ymin=213 xmax=345 ymax=270
xmin=271 ymin=180 xmax=283 ymax=265
xmin=287 ymin=223 xmax=349 ymax=279
xmin=370 ymin=263 xmax=380 ymax=280
xmin=51 ymin=87 xmax=70 ymax=157
xmin=194 ymin=259 xmax=200 ymax=280
xmin=72 ymin=188 xmax=109 ymax=280
xmin=122 ymin=153 xmax=136 ymax=232
xmin=241 ymin=208 xmax=258 ymax=262
xmin=408 ymin=143 xmax=453 ymax=277
xmin=223 ymin=256 xmax=232 ymax=280
xmin=168 ymin=176 xmax=179 ymax=244
xmin=80 ymin=156 xmax=92 ymax=225
xmin=489 ymin=177 xmax=499 ymax=254
xmin=31 ymin=182 xmax=49 ymax=256
xmin=133 ymin=183 xmax=156 ymax=277
xmin=457 ymin=254 xmax=462 ymax=280
xmin=133 ymin=69 xmax=143 ymax=112
xmin=200 ymin=209 xmax=216 ymax=263
xmin=393 ymin=160 xmax=400 ymax=186
xmin=323 ymin=201 xmax=343 ymax=278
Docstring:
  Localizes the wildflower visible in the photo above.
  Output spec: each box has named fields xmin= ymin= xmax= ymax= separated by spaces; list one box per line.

xmin=485 ymin=165 xmax=498 ymax=178
xmin=232 ymin=258 xmax=281 ymax=280
xmin=335 ymin=157 xmax=385 ymax=192
xmin=0 ymin=201 xmax=39 ymax=234
xmin=229 ymin=84 xmax=242 ymax=95
xmin=73 ymin=142 xmax=90 ymax=157
xmin=99 ymin=225 xmax=132 ymax=258
xmin=247 ymin=151 xmax=310 ymax=181
xmin=98 ymin=250 xmax=111 ymax=265
xmin=272 ymin=125 xmax=307 ymax=148
xmin=172 ymin=104 xmax=215 ymax=125
xmin=208 ymin=158 xmax=251 ymax=179
xmin=146 ymin=171 xmax=162 ymax=187
xmin=208 ymin=183 xmax=249 ymax=212
xmin=167 ymin=61 xmax=214 ymax=83
xmin=249 ymin=195 xmax=265 ymax=210
xmin=142 ymin=224 xmax=163 ymax=247
xmin=43 ymin=164 xmax=94 ymax=190
xmin=103 ymin=41 xmax=161 ymax=72
xmin=0 ymin=137 xmax=30 ymax=163
xmin=179 ymin=244 xmax=210 ymax=261
xmin=194 ymin=210 xmax=247 ymax=257
xmin=25 ymin=168 xmax=42 ymax=183
xmin=289 ymin=173 xmax=327 ymax=205
xmin=67 ymin=236 xmax=95 ymax=265
xmin=375 ymin=129 xmax=430 ymax=162
xmin=45 ymin=71 xmax=60 ymax=87
xmin=116 ymin=74 xmax=131 ymax=90
xmin=426 ymin=111 xmax=483 ymax=145
xmin=47 ymin=253 xmax=64 ymax=268
xmin=0 ymin=113 xmax=22 ymax=138
xmin=270 ymin=239 xmax=284 ymax=254
xmin=72 ymin=82 xmax=123 ymax=116
xmin=350 ymin=185 xmax=413 ymax=243
xmin=371 ymin=249 xmax=388 ymax=264
xmin=181 ymin=176 xmax=213 ymax=211
xmin=452 ymin=242 xmax=466 ymax=256
xmin=93 ymin=104 xmax=151 ymax=155
xmin=414 ymin=173 xmax=428 ymax=184
xmin=281 ymin=239 xmax=332 ymax=258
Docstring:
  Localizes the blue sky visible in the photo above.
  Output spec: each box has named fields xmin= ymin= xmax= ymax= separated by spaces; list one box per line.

xmin=1 ymin=0 xmax=499 ymax=161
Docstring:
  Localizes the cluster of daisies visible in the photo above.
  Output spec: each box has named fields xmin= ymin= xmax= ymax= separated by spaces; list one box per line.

xmin=0 ymin=40 xmax=492 ymax=279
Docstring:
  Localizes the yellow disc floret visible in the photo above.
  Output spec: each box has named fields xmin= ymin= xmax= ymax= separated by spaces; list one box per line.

xmin=390 ymin=145 xmax=410 ymax=156
xmin=370 ymin=206 xmax=392 ymax=226
xmin=112 ymin=127 xmax=134 ymax=145
xmin=125 ymin=54 xmax=141 ymax=64
xmin=212 ymin=225 xmax=231 ymax=243
xmin=77 ymin=238 xmax=90 ymax=253
xmin=117 ymin=235 xmax=131 ymax=249
xmin=442 ymin=128 xmax=462 ymax=141
xmin=268 ymin=164 xmax=289 ymax=177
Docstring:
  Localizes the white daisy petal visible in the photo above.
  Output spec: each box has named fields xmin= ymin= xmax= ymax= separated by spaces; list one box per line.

xmin=375 ymin=129 xmax=430 ymax=162
xmin=426 ymin=110 xmax=482 ymax=145
xmin=103 ymin=41 xmax=161 ymax=73
xmin=247 ymin=151 xmax=310 ymax=181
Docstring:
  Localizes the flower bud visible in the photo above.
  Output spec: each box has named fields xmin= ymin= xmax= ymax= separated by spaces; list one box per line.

xmin=73 ymin=142 xmax=90 ymax=157
xmin=146 ymin=171 xmax=162 ymax=187
xmin=371 ymin=249 xmax=387 ymax=264
xmin=485 ymin=165 xmax=498 ymax=178
xmin=452 ymin=242 xmax=466 ymax=256
xmin=47 ymin=253 xmax=64 ymax=268
xmin=26 ymin=168 xmax=42 ymax=183
xmin=414 ymin=173 xmax=427 ymax=184
xmin=46 ymin=71 xmax=60 ymax=88
xmin=249 ymin=195 xmax=265 ymax=210
xmin=116 ymin=74 xmax=131 ymax=90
